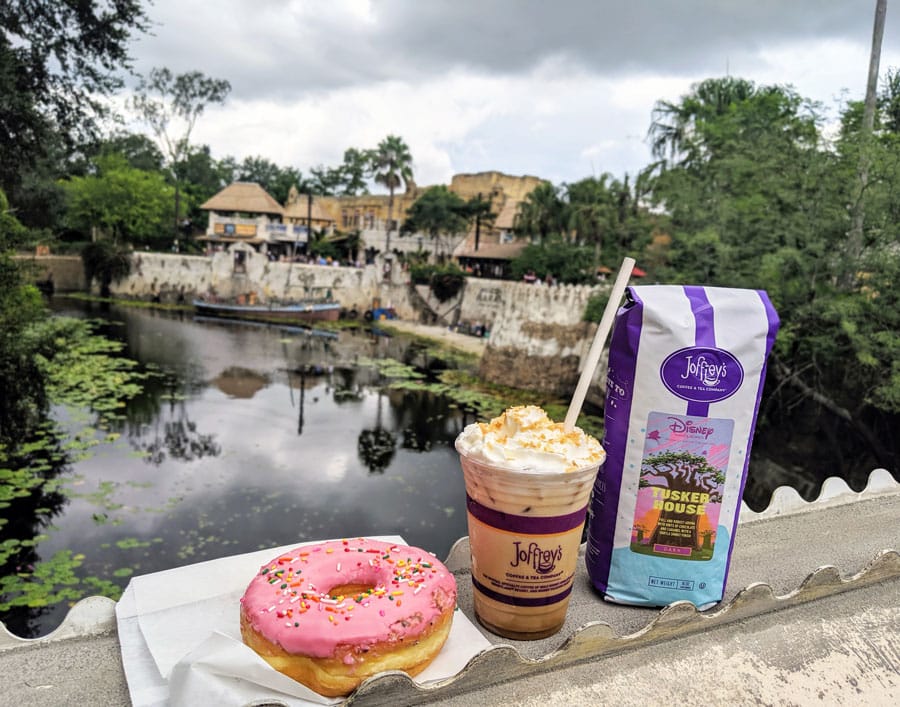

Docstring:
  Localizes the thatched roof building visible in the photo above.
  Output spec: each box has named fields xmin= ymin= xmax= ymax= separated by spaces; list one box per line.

xmin=200 ymin=182 xmax=285 ymax=216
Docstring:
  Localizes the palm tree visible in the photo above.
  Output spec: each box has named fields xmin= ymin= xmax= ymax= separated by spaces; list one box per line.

xmin=370 ymin=135 xmax=413 ymax=255
xmin=648 ymin=76 xmax=757 ymax=163
xmin=566 ymin=175 xmax=617 ymax=257
xmin=465 ymin=193 xmax=496 ymax=253
xmin=514 ymin=181 xmax=566 ymax=244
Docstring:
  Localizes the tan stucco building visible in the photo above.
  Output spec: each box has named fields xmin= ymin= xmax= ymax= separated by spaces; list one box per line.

xmin=200 ymin=171 xmax=543 ymax=263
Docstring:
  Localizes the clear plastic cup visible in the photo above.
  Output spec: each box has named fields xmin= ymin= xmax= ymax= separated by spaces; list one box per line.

xmin=456 ymin=443 xmax=604 ymax=639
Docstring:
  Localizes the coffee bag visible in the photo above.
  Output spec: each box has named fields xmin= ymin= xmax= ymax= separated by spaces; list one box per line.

xmin=585 ymin=285 xmax=779 ymax=607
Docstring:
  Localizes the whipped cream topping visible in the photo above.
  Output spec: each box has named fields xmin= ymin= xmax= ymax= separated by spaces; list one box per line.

xmin=456 ymin=405 xmax=605 ymax=473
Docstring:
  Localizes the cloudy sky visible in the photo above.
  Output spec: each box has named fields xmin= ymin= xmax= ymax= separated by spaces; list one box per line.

xmin=124 ymin=0 xmax=900 ymax=189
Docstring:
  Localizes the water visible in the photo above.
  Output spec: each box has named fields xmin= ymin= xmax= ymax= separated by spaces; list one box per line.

xmin=6 ymin=299 xmax=472 ymax=637
xmin=5 ymin=297 xmax=893 ymax=638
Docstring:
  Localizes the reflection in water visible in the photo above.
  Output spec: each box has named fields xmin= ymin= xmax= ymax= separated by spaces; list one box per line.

xmin=331 ymin=367 xmax=364 ymax=404
xmin=357 ymin=428 xmax=398 ymax=473
xmin=0 ymin=430 xmax=72 ymax=638
xmin=136 ymin=416 xmax=222 ymax=466
xmin=287 ymin=366 xmax=331 ymax=435
xmin=115 ymin=369 xmax=222 ymax=466
xmin=11 ymin=300 xmax=472 ymax=638
xmin=211 ymin=367 xmax=271 ymax=399
xmin=357 ymin=392 xmax=397 ymax=473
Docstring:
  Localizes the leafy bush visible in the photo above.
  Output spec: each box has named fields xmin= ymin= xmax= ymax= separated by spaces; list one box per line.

xmin=81 ymin=241 xmax=131 ymax=297
xmin=409 ymin=262 xmax=466 ymax=302
xmin=510 ymin=239 xmax=596 ymax=284
xmin=408 ymin=262 xmax=433 ymax=285
xmin=583 ymin=292 xmax=610 ymax=322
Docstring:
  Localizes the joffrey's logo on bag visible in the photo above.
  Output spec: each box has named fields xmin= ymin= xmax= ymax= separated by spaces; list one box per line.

xmin=510 ymin=541 xmax=562 ymax=574
xmin=680 ymin=354 xmax=727 ymax=386
xmin=661 ymin=346 xmax=744 ymax=403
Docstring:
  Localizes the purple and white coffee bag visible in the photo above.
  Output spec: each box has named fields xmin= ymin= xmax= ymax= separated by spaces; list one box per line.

xmin=585 ymin=285 xmax=779 ymax=607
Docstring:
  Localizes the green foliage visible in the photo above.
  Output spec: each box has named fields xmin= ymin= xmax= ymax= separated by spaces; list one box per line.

xmin=131 ymin=67 xmax=231 ymax=239
xmin=37 ymin=320 xmax=147 ymax=418
xmin=97 ymin=133 xmax=166 ymax=172
xmin=61 ymin=154 xmax=175 ymax=247
xmin=306 ymin=229 xmax=341 ymax=259
xmin=1 ymin=190 xmax=49 ymax=444
xmin=356 ymin=357 xmax=425 ymax=380
xmin=0 ymin=188 xmax=27 ymax=249
xmin=309 ymin=147 xmax=371 ymax=196
xmin=235 ymin=156 xmax=302 ymax=204
xmin=176 ymin=145 xmax=231 ymax=232
xmin=390 ymin=369 xmax=604 ymax=439
xmin=0 ymin=0 xmax=149 ymax=194
xmin=583 ymin=292 xmax=610 ymax=323
xmin=430 ymin=263 xmax=466 ymax=302
xmin=643 ymin=75 xmax=900 ymax=475
xmin=510 ymin=239 xmax=596 ymax=284
xmin=80 ymin=241 xmax=132 ymax=297
xmin=515 ymin=181 xmax=566 ymax=243
xmin=408 ymin=262 xmax=466 ymax=301
xmin=370 ymin=135 xmax=413 ymax=249
xmin=512 ymin=175 xmax=655 ymax=273
xmin=370 ymin=135 xmax=414 ymax=196
xmin=401 ymin=185 xmax=469 ymax=254
xmin=0 ymin=315 xmax=148 ymax=614
xmin=0 ymin=549 xmax=84 ymax=611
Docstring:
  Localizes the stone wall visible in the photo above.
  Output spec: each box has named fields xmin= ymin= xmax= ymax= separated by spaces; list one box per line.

xmin=109 ymin=246 xmax=416 ymax=317
xmin=15 ymin=255 xmax=86 ymax=292
xmin=99 ymin=248 xmax=608 ymax=398
xmin=472 ymin=279 xmax=608 ymax=398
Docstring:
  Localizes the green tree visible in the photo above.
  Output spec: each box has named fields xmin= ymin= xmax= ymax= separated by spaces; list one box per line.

xmin=566 ymin=175 xmax=618 ymax=259
xmin=80 ymin=240 xmax=131 ymax=298
xmin=178 ymin=145 xmax=232 ymax=236
xmin=647 ymin=78 xmax=825 ymax=285
xmin=649 ymin=76 xmax=760 ymax=165
xmin=400 ymin=185 xmax=469 ymax=258
xmin=0 ymin=188 xmax=48 ymax=445
xmin=60 ymin=154 xmax=174 ymax=248
xmin=510 ymin=238 xmax=596 ymax=285
xmin=338 ymin=147 xmax=372 ymax=196
xmin=235 ymin=156 xmax=302 ymax=204
xmin=463 ymin=192 xmax=496 ymax=227
xmin=645 ymin=75 xmax=899 ymax=476
xmin=0 ymin=1 xmax=149 ymax=196
xmin=370 ymin=135 xmax=413 ymax=254
xmin=97 ymin=133 xmax=166 ymax=173
xmin=309 ymin=147 xmax=371 ymax=196
xmin=515 ymin=181 xmax=567 ymax=243
xmin=131 ymin=68 xmax=231 ymax=244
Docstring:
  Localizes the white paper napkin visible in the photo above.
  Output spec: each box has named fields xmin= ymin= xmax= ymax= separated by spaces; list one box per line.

xmin=115 ymin=537 xmax=490 ymax=706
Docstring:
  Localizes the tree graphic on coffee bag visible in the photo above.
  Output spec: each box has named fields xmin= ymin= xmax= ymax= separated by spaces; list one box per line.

xmin=639 ymin=451 xmax=724 ymax=552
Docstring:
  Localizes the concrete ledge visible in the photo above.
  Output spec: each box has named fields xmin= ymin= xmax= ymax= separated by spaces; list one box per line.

xmin=1 ymin=474 xmax=898 ymax=706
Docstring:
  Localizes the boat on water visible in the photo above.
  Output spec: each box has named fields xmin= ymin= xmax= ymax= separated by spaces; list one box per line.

xmin=193 ymin=297 xmax=341 ymax=323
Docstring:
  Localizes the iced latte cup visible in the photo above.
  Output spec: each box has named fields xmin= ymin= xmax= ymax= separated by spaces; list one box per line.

xmin=456 ymin=406 xmax=605 ymax=639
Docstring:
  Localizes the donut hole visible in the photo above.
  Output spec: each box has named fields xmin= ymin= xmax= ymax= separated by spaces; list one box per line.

xmin=328 ymin=582 xmax=376 ymax=599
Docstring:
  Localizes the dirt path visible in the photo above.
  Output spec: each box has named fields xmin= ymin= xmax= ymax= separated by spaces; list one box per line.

xmin=380 ymin=319 xmax=488 ymax=356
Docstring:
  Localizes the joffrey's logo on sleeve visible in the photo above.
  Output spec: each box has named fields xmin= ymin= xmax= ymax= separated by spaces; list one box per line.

xmin=661 ymin=346 xmax=744 ymax=404
xmin=510 ymin=541 xmax=562 ymax=574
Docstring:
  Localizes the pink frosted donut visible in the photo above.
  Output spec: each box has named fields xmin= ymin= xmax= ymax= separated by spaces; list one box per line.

xmin=240 ymin=538 xmax=457 ymax=697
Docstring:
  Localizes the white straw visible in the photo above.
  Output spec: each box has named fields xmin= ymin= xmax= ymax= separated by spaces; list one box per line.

xmin=563 ymin=257 xmax=636 ymax=431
